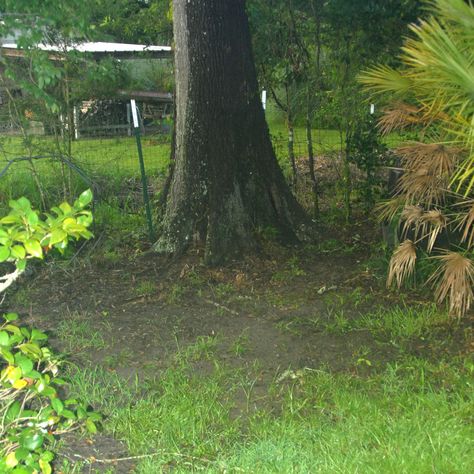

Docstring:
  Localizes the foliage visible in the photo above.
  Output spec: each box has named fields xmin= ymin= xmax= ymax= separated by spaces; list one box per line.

xmin=0 ymin=189 xmax=93 ymax=292
xmin=0 ymin=313 xmax=102 ymax=473
xmin=360 ymin=0 xmax=474 ymax=317
xmin=0 ymin=189 xmax=96 ymax=472
xmin=348 ymin=110 xmax=389 ymax=211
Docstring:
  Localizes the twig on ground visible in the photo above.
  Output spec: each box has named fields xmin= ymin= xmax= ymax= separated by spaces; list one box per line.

xmin=204 ymin=299 xmax=239 ymax=316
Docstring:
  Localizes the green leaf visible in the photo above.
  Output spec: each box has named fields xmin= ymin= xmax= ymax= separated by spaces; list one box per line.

xmin=4 ymin=313 xmax=19 ymax=324
xmin=0 ymin=215 xmax=20 ymax=224
xmin=74 ymin=189 xmax=93 ymax=208
xmin=59 ymin=202 xmax=72 ymax=214
xmin=26 ymin=211 xmax=39 ymax=226
xmin=51 ymin=397 xmax=64 ymax=415
xmin=11 ymin=467 xmax=31 ymax=474
xmin=19 ymin=430 xmax=44 ymax=451
xmin=13 ymin=447 xmax=29 ymax=462
xmin=31 ymin=328 xmax=47 ymax=341
xmin=1 ymin=347 xmax=15 ymax=364
xmin=4 ymin=312 xmax=19 ymax=322
xmin=48 ymin=228 xmax=67 ymax=246
xmin=39 ymin=451 xmax=54 ymax=463
xmin=11 ymin=245 xmax=26 ymax=259
xmin=24 ymin=239 xmax=43 ymax=258
xmin=16 ymin=259 xmax=27 ymax=271
xmin=15 ymin=354 xmax=34 ymax=375
xmin=5 ymin=401 xmax=21 ymax=424
xmin=0 ymin=330 xmax=10 ymax=346
xmin=86 ymin=418 xmax=97 ymax=434
xmin=61 ymin=409 xmax=76 ymax=419
xmin=19 ymin=343 xmax=43 ymax=359
xmin=0 ymin=245 xmax=11 ymax=262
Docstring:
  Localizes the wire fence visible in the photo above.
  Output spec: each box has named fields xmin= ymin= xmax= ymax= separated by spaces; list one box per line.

xmin=0 ymin=96 xmax=402 ymax=219
xmin=0 ymin=99 xmax=172 ymax=211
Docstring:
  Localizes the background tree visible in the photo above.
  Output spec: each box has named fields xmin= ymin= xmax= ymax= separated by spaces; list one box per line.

xmin=155 ymin=0 xmax=308 ymax=264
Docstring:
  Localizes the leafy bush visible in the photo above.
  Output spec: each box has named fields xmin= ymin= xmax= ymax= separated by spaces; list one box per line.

xmin=0 ymin=313 xmax=101 ymax=473
xmin=361 ymin=0 xmax=474 ymax=317
xmin=0 ymin=189 xmax=99 ymax=472
xmin=0 ymin=189 xmax=93 ymax=293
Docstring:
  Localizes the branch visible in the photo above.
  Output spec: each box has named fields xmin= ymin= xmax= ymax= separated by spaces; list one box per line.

xmin=0 ymin=268 xmax=24 ymax=294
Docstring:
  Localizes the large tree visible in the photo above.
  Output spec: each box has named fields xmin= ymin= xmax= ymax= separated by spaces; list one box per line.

xmin=155 ymin=0 xmax=308 ymax=264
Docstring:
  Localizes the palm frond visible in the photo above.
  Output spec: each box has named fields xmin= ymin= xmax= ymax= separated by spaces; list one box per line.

xmin=397 ymin=142 xmax=459 ymax=177
xmin=376 ymin=196 xmax=405 ymax=223
xmin=453 ymin=199 xmax=474 ymax=248
xmin=387 ymin=240 xmax=417 ymax=288
xmin=400 ymin=205 xmax=424 ymax=239
xmin=429 ymin=250 xmax=474 ymax=317
xmin=420 ymin=209 xmax=447 ymax=252
xmin=378 ymin=103 xmax=421 ymax=135
xmin=358 ymin=65 xmax=413 ymax=97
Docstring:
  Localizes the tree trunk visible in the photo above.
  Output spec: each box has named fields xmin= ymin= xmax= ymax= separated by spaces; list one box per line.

xmin=155 ymin=0 xmax=308 ymax=265
xmin=306 ymin=93 xmax=319 ymax=218
xmin=285 ymin=84 xmax=297 ymax=186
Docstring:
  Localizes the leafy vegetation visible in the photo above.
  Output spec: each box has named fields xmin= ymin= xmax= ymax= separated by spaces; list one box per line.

xmin=0 ymin=190 xmax=96 ymax=472
xmin=361 ymin=0 xmax=474 ymax=317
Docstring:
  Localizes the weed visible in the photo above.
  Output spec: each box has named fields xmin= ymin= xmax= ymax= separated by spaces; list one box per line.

xmin=103 ymin=348 xmax=135 ymax=369
xmin=231 ymin=333 xmax=249 ymax=357
xmin=323 ymin=309 xmax=352 ymax=334
xmin=271 ymin=256 xmax=306 ymax=283
xmin=166 ymin=283 xmax=185 ymax=304
xmin=181 ymin=335 xmax=218 ymax=361
xmin=213 ymin=282 xmax=235 ymax=299
xmin=134 ymin=280 xmax=156 ymax=297
xmin=56 ymin=312 xmax=107 ymax=353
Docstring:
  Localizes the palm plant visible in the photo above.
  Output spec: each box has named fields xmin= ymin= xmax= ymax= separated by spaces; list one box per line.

xmin=360 ymin=0 xmax=474 ymax=317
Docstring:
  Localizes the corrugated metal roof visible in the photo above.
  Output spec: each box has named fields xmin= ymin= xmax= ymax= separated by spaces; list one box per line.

xmin=1 ymin=41 xmax=171 ymax=53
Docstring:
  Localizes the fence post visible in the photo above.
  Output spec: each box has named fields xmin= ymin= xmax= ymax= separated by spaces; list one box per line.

xmin=73 ymin=106 xmax=80 ymax=140
xmin=131 ymin=99 xmax=154 ymax=242
xmin=126 ymin=103 xmax=132 ymax=136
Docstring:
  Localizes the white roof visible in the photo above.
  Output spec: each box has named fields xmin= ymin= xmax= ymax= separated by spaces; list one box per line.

xmin=1 ymin=41 xmax=171 ymax=54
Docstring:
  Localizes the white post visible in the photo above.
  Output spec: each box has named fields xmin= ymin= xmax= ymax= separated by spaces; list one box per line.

xmin=261 ymin=90 xmax=267 ymax=110
xmin=370 ymin=103 xmax=375 ymax=115
xmin=131 ymin=99 xmax=139 ymax=128
xmin=73 ymin=106 xmax=80 ymax=140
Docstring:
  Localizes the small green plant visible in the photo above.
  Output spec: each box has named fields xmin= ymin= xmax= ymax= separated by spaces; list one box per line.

xmin=231 ymin=333 xmax=249 ymax=357
xmin=0 ymin=190 xmax=96 ymax=472
xmin=323 ymin=309 xmax=352 ymax=334
xmin=166 ymin=283 xmax=185 ymax=304
xmin=134 ymin=280 xmax=156 ymax=297
xmin=182 ymin=336 xmax=218 ymax=361
xmin=0 ymin=313 xmax=101 ymax=473
xmin=271 ymin=256 xmax=306 ymax=283
xmin=56 ymin=313 xmax=107 ymax=354
xmin=213 ymin=282 xmax=235 ymax=300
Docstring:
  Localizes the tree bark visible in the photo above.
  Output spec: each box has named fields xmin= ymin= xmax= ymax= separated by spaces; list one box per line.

xmin=155 ymin=0 xmax=308 ymax=265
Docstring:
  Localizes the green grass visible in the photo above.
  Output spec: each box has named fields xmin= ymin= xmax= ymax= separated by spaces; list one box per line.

xmin=66 ymin=345 xmax=474 ymax=473
xmin=0 ymin=135 xmax=170 ymax=206
xmin=56 ymin=311 xmax=108 ymax=354
xmin=354 ymin=304 xmax=451 ymax=341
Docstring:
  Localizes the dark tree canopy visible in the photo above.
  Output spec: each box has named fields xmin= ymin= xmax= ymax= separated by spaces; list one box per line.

xmin=155 ymin=0 xmax=308 ymax=264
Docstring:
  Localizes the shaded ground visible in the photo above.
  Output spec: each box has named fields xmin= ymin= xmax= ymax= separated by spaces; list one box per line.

xmin=6 ymin=225 xmax=473 ymax=472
